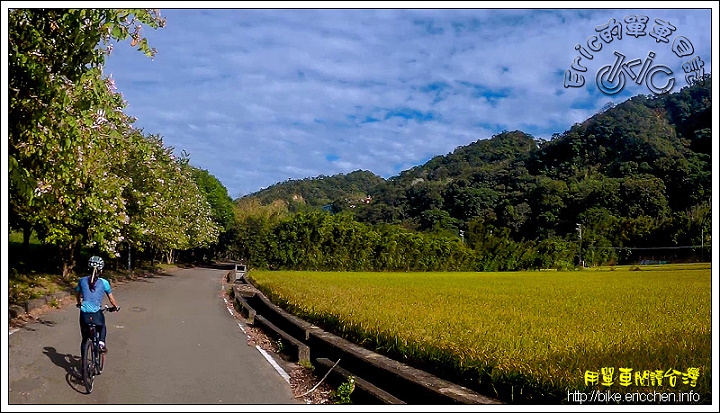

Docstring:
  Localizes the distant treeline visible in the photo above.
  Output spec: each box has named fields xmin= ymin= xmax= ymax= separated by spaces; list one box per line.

xmin=231 ymin=208 xmax=597 ymax=271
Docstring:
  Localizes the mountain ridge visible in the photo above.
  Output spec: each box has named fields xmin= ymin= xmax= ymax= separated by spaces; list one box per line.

xmin=239 ymin=75 xmax=711 ymax=249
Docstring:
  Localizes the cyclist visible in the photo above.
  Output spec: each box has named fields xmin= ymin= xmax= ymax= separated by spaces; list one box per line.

xmin=76 ymin=256 xmax=119 ymax=354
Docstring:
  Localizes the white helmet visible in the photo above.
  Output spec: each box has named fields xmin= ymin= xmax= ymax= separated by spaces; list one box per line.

xmin=88 ymin=255 xmax=105 ymax=271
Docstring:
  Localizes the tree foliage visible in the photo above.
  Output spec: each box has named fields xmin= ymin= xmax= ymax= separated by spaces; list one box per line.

xmin=9 ymin=9 xmax=166 ymax=201
xmin=248 ymin=170 xmax=385 ymax=212
xmin=9 ymin=9 xmax=221 ymax=276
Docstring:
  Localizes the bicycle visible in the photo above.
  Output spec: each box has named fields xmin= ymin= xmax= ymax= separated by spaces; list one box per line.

xmin=80 ymin=304 xmax=119 ymax=394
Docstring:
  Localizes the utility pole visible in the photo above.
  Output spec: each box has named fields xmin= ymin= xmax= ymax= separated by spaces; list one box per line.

xmin=701 ymin=196 xmax=709 ymax=262
xmin=576 ymin=223 xmax=583 ymax=268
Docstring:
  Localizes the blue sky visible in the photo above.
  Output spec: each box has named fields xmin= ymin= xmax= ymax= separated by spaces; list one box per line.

xmin=12 ymin=5 xmax=720 ymax=199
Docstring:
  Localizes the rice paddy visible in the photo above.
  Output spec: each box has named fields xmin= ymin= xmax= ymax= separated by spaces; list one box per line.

xmin=248 ymin=263 xmax=712 ymax=404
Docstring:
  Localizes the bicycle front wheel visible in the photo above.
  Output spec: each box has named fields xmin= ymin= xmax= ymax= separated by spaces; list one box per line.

xmin=82 ymin=339 xmax=95 ymax=394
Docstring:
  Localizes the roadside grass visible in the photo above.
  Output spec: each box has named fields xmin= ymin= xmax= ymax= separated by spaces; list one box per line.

xmin=8 ymin=231 xmax=180 ymax=306
xmin=8 ymin=232 xmax=69 ymax=304
xmin=248 ymin=266 xmax=712 ymax=404
xmin=154 ymin=262 xmax=179 ymax=272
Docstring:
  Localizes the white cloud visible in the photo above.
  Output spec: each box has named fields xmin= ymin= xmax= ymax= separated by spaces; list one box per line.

xmin=102 ymin=7 xmax=714 ymax=198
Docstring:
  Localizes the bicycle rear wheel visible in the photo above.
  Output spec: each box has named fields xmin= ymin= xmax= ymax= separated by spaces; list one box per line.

xmin=82 ymin=339 xmax=95 ymax=394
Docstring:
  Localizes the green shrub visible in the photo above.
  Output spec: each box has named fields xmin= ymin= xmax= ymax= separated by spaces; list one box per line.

xmin=331 ymin=376 xmax=355 ymax=404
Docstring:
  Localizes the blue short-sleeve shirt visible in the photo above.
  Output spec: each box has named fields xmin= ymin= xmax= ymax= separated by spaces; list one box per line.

xmin=76 ymin=276 xmax=112 ymax=313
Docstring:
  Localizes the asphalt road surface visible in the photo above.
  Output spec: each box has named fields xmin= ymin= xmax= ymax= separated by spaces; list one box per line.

xmin=7 ymin=266 xmax=300 ymax=405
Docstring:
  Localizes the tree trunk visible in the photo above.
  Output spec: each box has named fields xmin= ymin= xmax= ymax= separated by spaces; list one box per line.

xmin=22 ymin=223 xmax=32 ymax=250
xmin=60 ymin=241 xmax=78 ymax=279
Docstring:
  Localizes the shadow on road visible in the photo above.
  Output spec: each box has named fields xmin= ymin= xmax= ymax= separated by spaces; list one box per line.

xmin=42 ymin=346 xmax=86 ymax=394
xmin=202 ymin=262 xmax=237 ymax=271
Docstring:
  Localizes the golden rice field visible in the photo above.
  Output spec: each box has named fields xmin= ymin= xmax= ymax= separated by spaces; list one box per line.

xmin=249 ymin=263 xmax=712 ymax=404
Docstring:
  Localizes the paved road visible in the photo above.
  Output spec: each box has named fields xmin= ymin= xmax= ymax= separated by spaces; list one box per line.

xmin=7 ymin=266 xmax=299 ymax=405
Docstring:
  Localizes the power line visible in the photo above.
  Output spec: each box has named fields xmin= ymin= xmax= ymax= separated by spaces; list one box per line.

xmin=595 ymin=245 xmax=711 ymax=251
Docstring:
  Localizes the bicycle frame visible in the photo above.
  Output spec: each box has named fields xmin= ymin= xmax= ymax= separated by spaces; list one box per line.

xmin=80 ymin=269 xmax=109 ymax=394
xmin=81 ymin=310 xmax=106 ymax=394
xmin=89 ymin=322 xmax=104 ymax=372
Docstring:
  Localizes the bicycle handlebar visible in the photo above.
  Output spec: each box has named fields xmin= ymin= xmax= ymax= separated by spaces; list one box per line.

xmin=76 ymin=304 xmax=120 ymax=312
xmin=103 ymin=305 xmax=120 ymax=313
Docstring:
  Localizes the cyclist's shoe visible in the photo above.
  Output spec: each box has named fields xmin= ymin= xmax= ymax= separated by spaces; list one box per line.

xmin=99 ymin=342 xmax=108 ymax=353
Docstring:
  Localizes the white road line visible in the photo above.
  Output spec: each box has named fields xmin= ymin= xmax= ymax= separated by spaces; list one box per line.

xmin=223 ymin=278 xmax=290 ymax=384
xmin=223 ymin=297 xmax=235 ymax=316
xmin=222 ymin=279 xmax=288 ymax=383
xmin=9 ymin=328 xmax=19 ymax=336
xmin=256 ymin=345 xmax=291 ymax=383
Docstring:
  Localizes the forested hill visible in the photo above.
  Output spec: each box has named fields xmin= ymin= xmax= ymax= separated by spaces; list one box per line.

xmin=247 ymin=169 xmax=385 ymax=210
xmin=241 ymin=75 xmax=711 ymax=249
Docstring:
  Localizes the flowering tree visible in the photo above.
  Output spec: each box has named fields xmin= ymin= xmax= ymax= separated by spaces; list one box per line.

xmin=10 ymin=8 xmax=221 ymax=275
xmin=121 ymin=136 xmax=220 ymax=264
xmin=9 ymin=9 xmax=166 ymax=277
xmin=9 ymin=8 xmax=165 ymax=202
xmin=175 ymin=165 xmax=222 ymax=263
xmin=11 ymin=63 xmax=139 ymax=277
